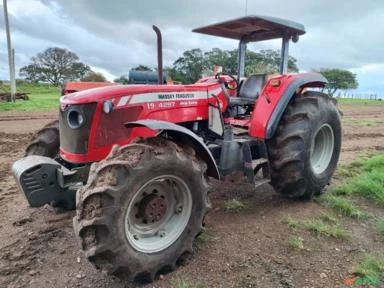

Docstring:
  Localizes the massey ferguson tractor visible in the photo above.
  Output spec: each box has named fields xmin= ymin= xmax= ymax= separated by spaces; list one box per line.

xmin=12 ymin=15 xmax=341 ymax=282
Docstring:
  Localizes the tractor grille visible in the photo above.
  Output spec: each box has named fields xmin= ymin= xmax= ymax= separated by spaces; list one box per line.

xmin=59 ymin=103 xmax=97 ymax=154
xmin=94 ymin=106 xmax=143 ymax=148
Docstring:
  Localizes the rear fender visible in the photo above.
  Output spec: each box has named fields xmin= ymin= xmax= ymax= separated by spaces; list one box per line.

xmin=125 ymin=120 xmax=220 ymax=179
xmin=249 ymin=73 xmax=328 ymax=139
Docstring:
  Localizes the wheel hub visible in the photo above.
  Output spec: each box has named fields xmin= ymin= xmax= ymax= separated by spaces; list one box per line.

xmin=310 ymin=123 xmax=335 ymax=175
xmin=125 ymin=175 xmax=192 ymax=253
xmin=138 ymin=194 xmax=167 ymax=224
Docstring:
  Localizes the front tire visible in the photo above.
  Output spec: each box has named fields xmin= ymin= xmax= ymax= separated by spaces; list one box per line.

xmin=73 ymin=137 xmax=211 ymax=282
xmin=25 ymin=120 xmax=75 ymax=210
xmin=267 ymin=92 xmax=342 ymax=198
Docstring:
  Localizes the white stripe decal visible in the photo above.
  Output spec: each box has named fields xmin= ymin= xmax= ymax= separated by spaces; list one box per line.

xmin=117 ymin=96 xmax=130 ymax=107
xmin=130 ymin=91 xmax=209 ymax=104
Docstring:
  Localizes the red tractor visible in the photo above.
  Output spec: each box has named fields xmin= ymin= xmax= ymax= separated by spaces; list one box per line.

xmin=13 ymin=15 xmax=341 ymax=282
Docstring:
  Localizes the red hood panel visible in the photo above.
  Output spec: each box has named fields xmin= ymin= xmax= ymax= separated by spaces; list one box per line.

xmin=60 ymin=83 xmax=218 ymax=105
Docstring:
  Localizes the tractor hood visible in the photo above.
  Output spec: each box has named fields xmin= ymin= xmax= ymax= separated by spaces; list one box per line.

xmin=60 ymin=84 xmax=216 ymax=106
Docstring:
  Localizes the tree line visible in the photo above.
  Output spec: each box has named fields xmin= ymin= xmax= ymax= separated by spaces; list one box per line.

xmin=19 ymin=47 xmax=107 ymax=86
xmin=18 ymin=47 xmax=358 ymax=95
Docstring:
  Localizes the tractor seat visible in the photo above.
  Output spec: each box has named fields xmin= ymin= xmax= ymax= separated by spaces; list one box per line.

xmin=229 ymin=74 xmax=267 ymax=105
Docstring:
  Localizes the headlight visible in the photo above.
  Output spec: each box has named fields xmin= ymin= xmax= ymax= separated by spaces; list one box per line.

xmin=67 ymin=108 xmax=85 ymax=129
xmin=103 ymin=100 xmax=114 ymax=114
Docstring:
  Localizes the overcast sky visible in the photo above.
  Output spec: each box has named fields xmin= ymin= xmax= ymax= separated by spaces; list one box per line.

xmin=1 ymin=0 xmax=383 ymax=95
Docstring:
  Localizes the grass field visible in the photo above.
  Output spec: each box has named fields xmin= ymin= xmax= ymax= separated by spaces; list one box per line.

xmin=1 ymin=81 xmax=383 ymax=112
xmin=334 ymin=153 xmax=384 ymax=205
xmin=0 ymin=83 xmax=60 ymax=111
xmin=338 ymin=98 xmax=384 ymax=105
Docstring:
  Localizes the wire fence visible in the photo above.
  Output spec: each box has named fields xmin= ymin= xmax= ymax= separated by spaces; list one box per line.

xmin=336 ymin=92 xmax=383 ymax=100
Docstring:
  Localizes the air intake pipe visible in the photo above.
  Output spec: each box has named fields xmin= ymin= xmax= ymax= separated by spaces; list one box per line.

xmin=152 ymin=25 xmax=163 ymax=84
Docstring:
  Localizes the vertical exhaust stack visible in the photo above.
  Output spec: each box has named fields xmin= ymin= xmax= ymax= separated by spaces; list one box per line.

xmin=152 ymin=25 xmax=163 ymax=84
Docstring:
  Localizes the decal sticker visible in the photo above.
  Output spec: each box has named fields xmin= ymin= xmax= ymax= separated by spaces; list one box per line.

xmin=158 ymin=102 xmax=176 ymax=108
xmin=117 ymin=96 xmax=131 ymax=107
xmin=130 ymin=91 xmax=208 ymax=104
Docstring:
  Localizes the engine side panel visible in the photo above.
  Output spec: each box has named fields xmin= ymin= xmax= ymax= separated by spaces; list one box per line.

xmin=60 ymin=83 xmax=225 ymax=163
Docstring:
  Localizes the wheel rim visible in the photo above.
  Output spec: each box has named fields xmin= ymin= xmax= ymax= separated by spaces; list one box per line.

xmin=125 ymin=175 xmax=192 ymax=253
xmin=310 ymin=124 xmax=335 ymax=175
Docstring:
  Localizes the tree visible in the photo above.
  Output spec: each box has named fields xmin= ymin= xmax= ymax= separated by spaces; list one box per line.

xmin=132 ymin=65 xmax=152 ymax=71
xmin=114 ymin=75 xmax=129 ymax=84
xmin=173 ymin=49 xmax=205 ymax=84
xmin=165 ymin=67 xmax=185 ymax=83
xmin=81 ymin=71 xmax=107 ymax=82
xmin=318 ymin=68 xmax=358 ymax=95
xmin=245 ymin=62 xmax=274 ymax=75
xmin=245 ymin=50 xmax=298 ymax=75
xmin=172 ymin=47 xmax=299 ymax=83
xmin=19 ymin=64 xmax=44 ymax=83
xmin=19 ymin=47 xmax=90 ymax=86
xmin=203 ymin=48 xmax=230 ymax=74
xmin=224 ymin=49 xmax=239 ymax=74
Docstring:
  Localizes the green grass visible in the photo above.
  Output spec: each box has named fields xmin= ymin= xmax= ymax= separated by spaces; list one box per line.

xmin=333 ymin=153 xmax=384 ymax=205
xmin=195 ymin=232 xmax=220 ymax=247
xmin=287 ymin=236 xmax=304 ymax=249
xmin=319 ymin=213 xmax=338 ymax=224
xmin=0 ymin=83 xmax=60 ymax=111
xmin=338 ymin=98 xmax=384 ymax=105
xmin=344 ymin=118 xmax=384 ymax=127
xmin=336 ymin=156 xmax=370 ymax=178
xmin=282 ymin=214 xmax=349 ymax=239
xmin=303 ymin=219 xmax=350 ymax=239
xmin=282 ymin=215 xmax=300 ymax=228
xmin=354 ymin=254 xmax=384 ymax=286
xmin=224 ymin=199 xmax=245 ymax=212
xmin=376 ymin=218 xmax=384 ymax=237
xmin=318 ymin=194 xmax=366 ymax=219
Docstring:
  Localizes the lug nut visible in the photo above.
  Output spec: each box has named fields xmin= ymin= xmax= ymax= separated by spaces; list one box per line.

xmin=175 ymin=205 xmax=183 ymax=214
xmin=133 ymin=235 xmax=139 ymax=240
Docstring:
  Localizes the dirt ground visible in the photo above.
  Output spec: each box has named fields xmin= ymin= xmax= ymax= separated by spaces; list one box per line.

xmin=0 ymin=104 xmax=383 ymax=288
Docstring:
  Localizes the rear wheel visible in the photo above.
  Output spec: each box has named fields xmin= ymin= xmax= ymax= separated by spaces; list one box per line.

xmin=267 ymin=92 xmax=342 ymax=198
xmin=25 ymin=120 xmax=75 ymax=210
xmin=73 ymin=137 xmax=211 ymax=282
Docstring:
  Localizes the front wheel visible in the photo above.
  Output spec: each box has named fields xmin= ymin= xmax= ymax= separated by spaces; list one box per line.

xmin=267 ymin=92 xmax=342 ymax=198
xmin=73 ymin=137 xmax=211 ymax=282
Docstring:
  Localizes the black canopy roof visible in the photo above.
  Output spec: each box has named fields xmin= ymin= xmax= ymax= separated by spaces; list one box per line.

xmin=192 ymin=15 xmax=305 ymax=42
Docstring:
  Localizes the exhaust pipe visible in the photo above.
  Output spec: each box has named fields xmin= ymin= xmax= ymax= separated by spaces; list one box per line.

xmin=152 ymin=25 xmax=163 ymax=84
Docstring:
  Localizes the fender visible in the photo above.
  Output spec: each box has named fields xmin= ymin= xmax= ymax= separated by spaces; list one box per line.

xmin=249 ymin=73 xmax=328 ymax=139
xmin=125 ymin=119 xmax=220 ymax=179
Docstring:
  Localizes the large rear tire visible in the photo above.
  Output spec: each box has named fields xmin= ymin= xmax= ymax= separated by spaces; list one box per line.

xmin=73 ymin=137 xmax=211 ymax=282
xmin=267 ymin=92 xmax=342 ymax=198
xmin=25 ymin=120 xmax=75 ymax=210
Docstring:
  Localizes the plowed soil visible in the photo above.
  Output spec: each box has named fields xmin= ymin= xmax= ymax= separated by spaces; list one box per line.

xmin=0 ymin=104 xmax=384 ymax=288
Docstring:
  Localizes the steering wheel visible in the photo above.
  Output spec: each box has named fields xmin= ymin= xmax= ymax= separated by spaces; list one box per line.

xmin=215 ymin=72 xmax=239 ymax=91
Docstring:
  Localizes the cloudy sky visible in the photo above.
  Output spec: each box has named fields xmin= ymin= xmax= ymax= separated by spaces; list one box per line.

xmin=1 ymin=0 xmax=383 ymax=96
